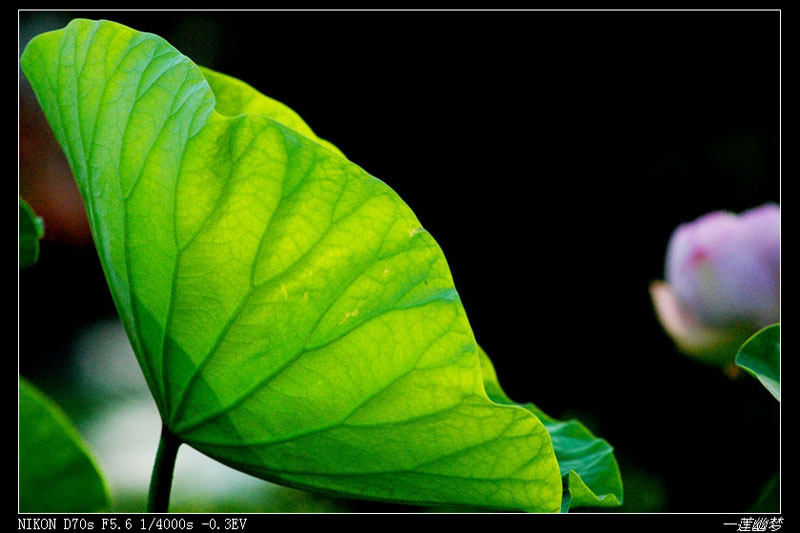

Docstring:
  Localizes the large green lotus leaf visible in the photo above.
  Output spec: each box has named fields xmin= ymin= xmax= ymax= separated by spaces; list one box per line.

xmin=736 ymin=324 xmax=780 ymax=401
xmin=19 ymin=378 xmax=110 ymax=512
xmin=19 ymin=18 xmax=612 ymax=511
xmin=477 ymin=346 xmax=623 ymax=511
xmin=19 ymin=197 xmax=44 ymax=269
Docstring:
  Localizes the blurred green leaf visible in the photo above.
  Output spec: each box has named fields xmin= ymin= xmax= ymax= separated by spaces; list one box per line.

xmin=20 ymin=18 xmax=622 ymax=512
xmin=736 ymin=324 xmax=780 ymax=401
xmin=19 ymin=378 xmax=110 ymax=512
xmin=749 ymin=473 xmax=779 ymax=513
xmin=478 ymin=346 xmax=623 ymax=511
xmin=19 ymin=197 xmax=44 ymax=269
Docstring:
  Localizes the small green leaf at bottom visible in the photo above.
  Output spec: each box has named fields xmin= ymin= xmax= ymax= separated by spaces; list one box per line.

xmin=477 ymin=346 xmax=623 ymax=512
xmin=19 ymin=378 xmax=110 ymax=512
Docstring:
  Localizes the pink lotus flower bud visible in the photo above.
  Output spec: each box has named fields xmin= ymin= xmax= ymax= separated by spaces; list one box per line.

xmin=651 ymin=204 xmax=780 ymax=367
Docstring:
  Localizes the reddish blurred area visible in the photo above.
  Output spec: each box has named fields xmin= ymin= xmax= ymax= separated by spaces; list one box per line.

xmin=19 ymin=52 xmax=118 ymax=384
xmin=19 ymin=80 xmax=92 ymax=247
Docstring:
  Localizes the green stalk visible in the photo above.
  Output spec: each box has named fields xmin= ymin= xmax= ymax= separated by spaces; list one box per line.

xmin=147 ymin=425 xmax=182 ymax=513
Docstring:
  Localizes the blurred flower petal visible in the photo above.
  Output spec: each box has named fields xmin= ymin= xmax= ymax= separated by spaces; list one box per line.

xmin=653 ymin=204 xmax=779 ymax=367
xmin=650 ymin=281 xmax=743 ymax=363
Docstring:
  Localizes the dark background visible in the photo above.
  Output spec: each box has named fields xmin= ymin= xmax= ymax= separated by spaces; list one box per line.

xmin=19 ymin=10 xmax=780 ymax=513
